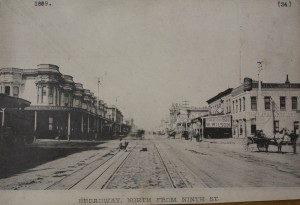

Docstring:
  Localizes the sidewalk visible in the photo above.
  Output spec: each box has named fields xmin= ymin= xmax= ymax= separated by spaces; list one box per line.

xmin=203 ymin=137 xmax=244 ymax=145
xmin=201 ymin=137 xmax=300 ymax=153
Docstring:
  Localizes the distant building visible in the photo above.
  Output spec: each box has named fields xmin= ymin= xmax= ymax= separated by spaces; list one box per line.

xmin=107 ymin=105 xmax=124 ymax=136
xmin=169 ymin=103 xmax=209 ymax=132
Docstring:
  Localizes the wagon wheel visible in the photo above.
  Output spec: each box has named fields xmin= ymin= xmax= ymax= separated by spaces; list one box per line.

xmin=257 ymin=143 xmax=267 ymax=152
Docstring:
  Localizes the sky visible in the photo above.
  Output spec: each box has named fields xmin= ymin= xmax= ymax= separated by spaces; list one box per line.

xmin=0 ymin=0 xmax=300 ymax=130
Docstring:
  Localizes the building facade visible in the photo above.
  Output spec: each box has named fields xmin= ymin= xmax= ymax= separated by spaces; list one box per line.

xmin=0 ymin=64 xmax=130 ymax=140
xmin=107 ymin=106 xmax=124 ymax=136
xmin=204 ymin=76 xmax=300 ymax=138
xmin=205 ymin=88 xmax=233 ymax=138
xmin=231 ymin=76 xmax=300 ymax=138
xmin=169 ymin=103 xmax=209 ymax=133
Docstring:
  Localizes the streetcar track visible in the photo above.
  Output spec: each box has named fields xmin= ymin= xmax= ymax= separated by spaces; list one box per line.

xmin=153 ymin=143 xmax=177 ymax=188
xmin=65 ymin=144 xmax=137 ymax=189
xmin=44 ymin=149 xmax=119 ymax=190
xmin=45 ymin=143 xmax=137 ymax=190
xmin=100 ymin=144 xmax=138 ymax=189
xmin=161 ymin=140 xmax=218 ymax=188
xmin=69 ymin=150 xmax=128 ymax=189
xmin=155 ymin=142 xmax=192 ymax=188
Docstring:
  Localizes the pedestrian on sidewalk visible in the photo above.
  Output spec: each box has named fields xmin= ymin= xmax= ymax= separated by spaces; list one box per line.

xmin=290 ymin=130 xmax=298 ymax=154
xmin=119 ymin=137 xmax=124 ymax=151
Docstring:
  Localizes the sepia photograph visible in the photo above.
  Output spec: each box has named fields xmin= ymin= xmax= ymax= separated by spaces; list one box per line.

xmin=0 ymin=0 xmax=300 ymax=204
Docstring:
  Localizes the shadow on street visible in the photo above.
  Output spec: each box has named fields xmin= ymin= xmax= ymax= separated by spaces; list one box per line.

xmin=0 ymin=141 xmax=104 ymax=179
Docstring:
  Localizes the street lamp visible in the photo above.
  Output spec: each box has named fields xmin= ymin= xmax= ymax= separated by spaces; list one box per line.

xmin=97 ymin=77 xmax=101 ymax=109
xmin=256 ymin=61 xmax=263 ymax=131
xmin=115 ymin=96 xmax=119 ymax=137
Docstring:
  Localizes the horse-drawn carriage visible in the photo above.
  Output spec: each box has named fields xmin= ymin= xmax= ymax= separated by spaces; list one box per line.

xmin=167 ymin=129 xmax=176 ymax=139
xmin=243 ymin=129 xmax=293 ymax=152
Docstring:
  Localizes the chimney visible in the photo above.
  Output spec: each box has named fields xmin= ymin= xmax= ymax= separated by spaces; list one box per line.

xmin=285 ymin=75 xmax=290 ymax=84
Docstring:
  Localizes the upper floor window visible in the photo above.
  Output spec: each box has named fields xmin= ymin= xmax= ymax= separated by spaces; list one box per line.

xmin=75 ymin=98 xmax=80 ymax=106
xmin=64 ymin=93 xmax=69 ymax=106
xmin=264 ymin=96 xmax=271 ymax=110
xmin=41 ymin=86 xmax=46 ymax=103
xmin=280 ymin=96 xmax=286 ymax=110
xmin=292 ymin=97 xmax=298 ymax=110
xmin=236 ymin=100 xmax=238 ymax=113
xmin=243 ymin=97 xmax=245 ymax=111
xmin=226 ymin=100 xmax=229 ymax=113
xmin=13 ymin=86 xmax=19 ymax=97
xmin=5 ymin=86 xmax=10 ymax=95
xmin=251 ymin=96 xmax=257 ymax=110
xmin=239 ymin=99 xmax=241 ymax=112
xmin=48 ymin=87 xmax=54 ymax=104
xmin=232 ymin=101 xmax=235 ymax=113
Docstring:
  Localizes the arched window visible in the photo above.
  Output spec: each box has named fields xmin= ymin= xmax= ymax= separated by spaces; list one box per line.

xmin=64 ymin=93 xmax=69 ymax=106
xmin=5 ymin=86 xmax=10 ymax=95
xmin=13 ymin=86 xmax=19 ymax=97
xmin=49 ymin=87 xmax=54 ymax=104
xmin=41 ymin=86 xmax=46 ymax=103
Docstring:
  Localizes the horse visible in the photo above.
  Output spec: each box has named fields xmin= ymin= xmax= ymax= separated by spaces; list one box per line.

xmin=168 ymin=130 xmax=176 ymax=139
xmin=119 ymin=140 xmax=129 ymax=151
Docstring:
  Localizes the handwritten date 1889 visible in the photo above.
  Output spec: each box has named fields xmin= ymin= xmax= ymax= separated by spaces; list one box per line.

xmin=35 ymin=1 xmax=52 ymax=6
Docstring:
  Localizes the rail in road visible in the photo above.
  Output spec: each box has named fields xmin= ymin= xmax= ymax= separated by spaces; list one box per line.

xmin=154 ymin=140 xmax=210 ymax=188
xmin=153 ymin=142 xmax=190 ymax=188
xmin=45 ymin=143 xmax=138 ymax=190
xmin=45 ymin=139 xmax=210 ymax=190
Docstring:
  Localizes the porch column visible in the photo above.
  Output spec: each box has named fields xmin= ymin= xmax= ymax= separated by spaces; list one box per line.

xmin=244 ymin=119 xmax=247 ymax=138
xmin=1 ymin=108 xmax=5 ymax=127
xmin=237 ymin=120 xmax=241 ymax=138
xmin=34 ymin=111 xmax=37 ymax=142
xmin=87 ymin=115 xmax=90 ymax=133
xmin=81 ymin=114 xmax=84 ymax=135
xmin=201 ymin=120 xmax=204 ymax=138
xmin=67 ymin=111 xmax=71 ymax=141
xmin=96 ymin=118 xmax=99 ymax=133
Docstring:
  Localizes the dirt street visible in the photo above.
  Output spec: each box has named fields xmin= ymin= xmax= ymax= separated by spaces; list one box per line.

xmin=0 ymin=135 xmax=299 ymax=190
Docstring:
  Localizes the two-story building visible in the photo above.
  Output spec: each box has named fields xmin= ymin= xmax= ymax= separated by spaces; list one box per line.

xmin=106 ymin=105 xmax=124 ymax=136
xmin=231 ymin=76 xmax=300 ymax=138
xmin=0 ymin=64 xmax=129 ymax=140
xmin=204 ymin=88 xmax=233 ymax=138
xmin=169 ymin=103 xmax=209 ymax=133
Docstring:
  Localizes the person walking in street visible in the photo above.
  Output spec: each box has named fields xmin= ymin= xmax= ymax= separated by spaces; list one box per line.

xmin=290 ymin=130 xmax=299 ymax=154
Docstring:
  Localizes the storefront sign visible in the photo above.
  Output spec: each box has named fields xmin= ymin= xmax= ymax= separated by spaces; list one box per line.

xmin=205 ymin=115 xmax=231 ymax=128
xmin=25 ymin=106 xmax=80 ymax=111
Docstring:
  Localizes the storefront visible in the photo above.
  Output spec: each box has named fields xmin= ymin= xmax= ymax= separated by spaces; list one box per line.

xmin=202 ymin=115 xmax=232 ymax=138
